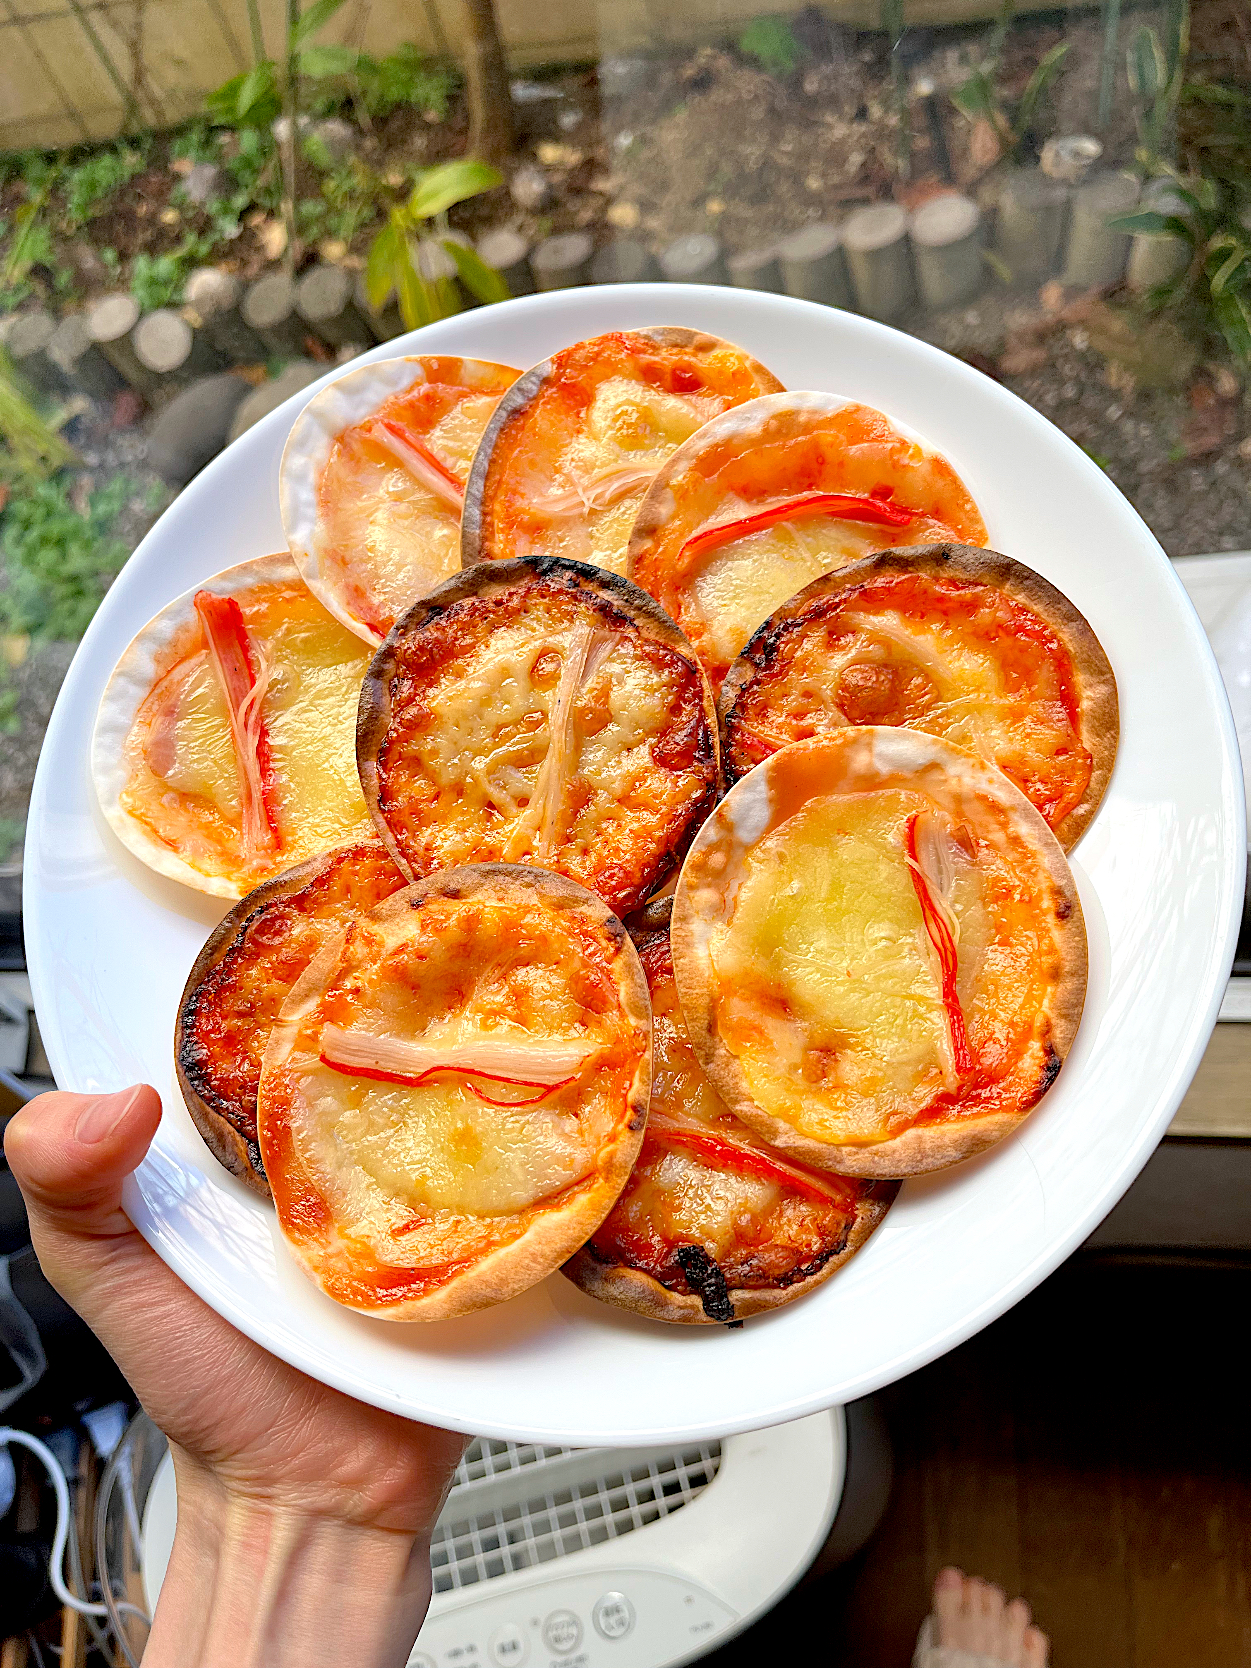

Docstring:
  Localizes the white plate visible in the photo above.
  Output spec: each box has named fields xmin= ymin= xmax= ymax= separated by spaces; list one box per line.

xmin=24 ymin=286 xmax=1245 ymax=1446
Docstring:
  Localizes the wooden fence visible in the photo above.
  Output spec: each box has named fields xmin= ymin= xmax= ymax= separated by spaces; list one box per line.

xmin=0 ymin=0 xmax=1106 ymax=152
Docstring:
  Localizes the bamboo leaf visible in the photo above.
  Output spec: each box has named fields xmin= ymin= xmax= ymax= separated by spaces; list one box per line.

xmin=235 ymin=60 xmax=279 ymax=122
xmin=291 ymin=0 xmax=349 ymax=46
xmin=1016 ymin=42 xmax=1069 ymax=136
xmin=364 ymin=218 xmax=402 ymax=310
xmin=1213 ymin=289 xmax=1251 ymax=361
xmin=406 ymin=159 xmax=503 ymax=222
xmin=1208 ymin=244 xmax=1249 ymax=296
xmin=441 ymin=238 xmax=510 ymax=304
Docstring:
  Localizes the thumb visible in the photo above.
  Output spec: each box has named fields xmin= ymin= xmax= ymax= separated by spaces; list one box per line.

xmin=4 ymin=1084 xmax=163 ymax=1308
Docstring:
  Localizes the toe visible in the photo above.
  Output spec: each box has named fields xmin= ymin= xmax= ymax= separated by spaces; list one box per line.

xmin=933 ymin=1567 xmax=966 ymax=1646
xmin=1022 ymin=1623 xmax=1051 ymax=1668
xmin=1002 ymin=1597 xmax=1031 ymax=1664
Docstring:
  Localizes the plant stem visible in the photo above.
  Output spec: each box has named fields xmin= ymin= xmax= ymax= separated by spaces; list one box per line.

xmin=282 ymin=0 xmax=301 ymax=277
xmin=1098 ymin=0 xmax=1123 ymax=130
xmin=462 ymin=0 xmax=514 ymax=165
xmin=246 ymin=0 xmax=266 ymax=65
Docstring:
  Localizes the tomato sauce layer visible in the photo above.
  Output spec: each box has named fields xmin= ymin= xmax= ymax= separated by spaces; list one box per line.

xmin=724 ymin=568 xmax=1091 ymax=830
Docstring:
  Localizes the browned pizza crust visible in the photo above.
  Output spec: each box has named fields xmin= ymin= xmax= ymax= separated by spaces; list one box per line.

xmin=356 ymin=555 xmax=721 ymax=914
xmin=671 ymin=728 xmax=1089 ymax=1179
xmin=175 ymin=840 xmax=404 ymax=1196
xmin=719 ymin=542 xmax=1119 ymax=851
xmin=563 ymin=1180 xmax=897 ymax=1324
xmin=461 ymin=327 xmax=783 ymax=567
xmin=258 ymin=863 xmax=654 ymax=1321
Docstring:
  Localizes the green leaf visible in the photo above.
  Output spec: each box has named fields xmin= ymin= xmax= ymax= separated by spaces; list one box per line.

xmin=1213 ymin=289 xmax=1251 ymax=362
xmin=1016 ymin=41 xmax=1069 ymax=136
xmin=950 ymin=70 xmax=998 ymax=125
xmin=235 ymin=60 xmax=279 ymax=122
xmin=406 ymin=159 xmax=503 ymax=222
xmin=1208 ymin=243 xmax=1249 ymax=296
xmin=1127 ymin=26 xmax=1166 ymax=101
xmin=290 ymin=0 xmax=349 ymax=46
xmin=298 ymin=43 xmax=357 ymax=78
xmin=441 ymin=238 xmax=510 ymax=305
xmin=395 ymin=233 xmax=433 ymax=331
xmin=364 ymin=218 xmax=402 ymax=310
xmin=1107 ymin=210 xmax=1172 ymax=235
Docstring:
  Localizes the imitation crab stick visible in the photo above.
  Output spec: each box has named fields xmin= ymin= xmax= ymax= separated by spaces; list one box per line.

xmin=644 ymin=1116 xmax=859 ymax=1208
xmin=678 ymin=490 xmax=918 ymax=572
xmin=193 ymin=590 xmax=280 ymax=858
xmin=371 ymin=418 xmax=465 ymax=510
xmin=317 ymin=1024 xmax=592 ymax=1104
xmin=904 ymin=811 xmax=974 ymax=1077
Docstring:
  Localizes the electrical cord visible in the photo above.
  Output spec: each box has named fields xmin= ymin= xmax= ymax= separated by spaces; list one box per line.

xmin=0 ymin=1425 xmax=149 ymax=1628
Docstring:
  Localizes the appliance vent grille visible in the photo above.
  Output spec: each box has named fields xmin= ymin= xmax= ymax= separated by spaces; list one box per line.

xmin=456 ymin=1438 xmax=575 ymax=1486
xmin=431 ymin=1442 xmax=723 ymax=1595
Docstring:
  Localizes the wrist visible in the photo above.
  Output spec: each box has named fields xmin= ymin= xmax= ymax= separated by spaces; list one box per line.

xmin=144 ymin=1453 xmax=433 ymax=1668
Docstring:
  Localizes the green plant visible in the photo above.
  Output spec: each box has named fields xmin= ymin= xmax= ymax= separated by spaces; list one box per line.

xmin=0 ymin=351 xmax=77 ymax=481
xmin=1126 ymin=20 xmax=1188 ymax=176
xmin=364 ymin=158 xmax=508 ymax=329
xmin=1111 ymin=175 xmax=1251 ymax=361
xmin=129 ymin=248 xmax=188 ymax=310
xmin=355 ymin=45 xmax=458 ymax=120
xmin=62 ymin=141 xmax=147 ymax=229
xmin=0 ymin=473 xmax=155 ymax=639
xmin=297 ymin=157 xmax=374 ymax=245
xmin=738 ymin=15 xmax=806 ymax=78
xmin=204 ymin=0 xmax=351 ymax=127
xmin=0 ymin=816 xmax=23 ymax=858
xmin=951 ymin=2 xmax=1070 ymax=163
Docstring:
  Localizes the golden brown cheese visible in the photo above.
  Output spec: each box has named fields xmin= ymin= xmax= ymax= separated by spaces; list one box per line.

xmin=358 ymin=559 xmax=720 ymax=917
xmin=258 ymin=866 xmax=651 ymax=1320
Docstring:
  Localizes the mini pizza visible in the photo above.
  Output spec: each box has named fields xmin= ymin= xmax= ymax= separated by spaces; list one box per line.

xmin=627 ymin=393 xmax=989 ymax=689
xmin=92 ymin=556 xmax=375 ymax=898
xmin=357 ymin=556 xmax=720 ymax=918
xmin=176 ymin=840 xmax=406 ymax=1194
xmin=258 ymin=865 xmax=651 ymax=1320
xmin=719 ymin=545 xmax=1118 ymax=850
xmin=565 ymin=911 xmax=897 ymax=1324
xmin=281 ymin=355 xmax=518 ymax=643
xmin=462 ymin=329 xmax=783 ymax=577
xmin=673 ymin=730 xmax=1087 ymax=1177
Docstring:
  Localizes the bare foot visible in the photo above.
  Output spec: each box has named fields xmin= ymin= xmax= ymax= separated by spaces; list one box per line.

xmin=931 ymin=1567 xmax=1049 ymax=1666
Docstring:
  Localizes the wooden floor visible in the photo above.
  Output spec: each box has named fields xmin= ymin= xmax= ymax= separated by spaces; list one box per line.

xmin=707 ymin=1255 xmax=1251 ymax=1668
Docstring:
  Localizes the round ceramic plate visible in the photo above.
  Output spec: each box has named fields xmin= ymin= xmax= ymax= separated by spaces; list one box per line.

xmin=25 ymin=287 xmax=1244 ymax=1446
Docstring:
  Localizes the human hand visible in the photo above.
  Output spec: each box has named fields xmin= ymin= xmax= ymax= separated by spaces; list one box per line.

xmin=5 ymin=1085 xmax=465 ymax=1668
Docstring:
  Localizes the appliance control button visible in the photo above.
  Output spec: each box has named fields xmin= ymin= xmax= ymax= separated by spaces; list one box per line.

xmin=489 ymin=1623 xmax=528 ymax=1665
xmin=541 ymin=1610 xmax=583 ymax=1656
xmin=592 ymin=1593 xmax=635 ymax=1640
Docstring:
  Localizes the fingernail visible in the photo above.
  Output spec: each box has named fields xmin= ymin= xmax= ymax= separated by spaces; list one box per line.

xmin=75 ymin=1086 xmax=143 ymax=1146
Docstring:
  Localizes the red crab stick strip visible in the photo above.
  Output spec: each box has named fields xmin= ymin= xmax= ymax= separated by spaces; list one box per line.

xmin=193 ymin=590 xmax=280 ymax=858
xmin=371 ymin=418 xmax=464 ymax=511
xmin=645 ymin=1116 xmax=859 ymax=1209
xmin=318 ymin=1024 xmax=591 ymax=1103
xmin=904 ymin=812 xmax=974 ymax=1077
xmin=678 ymin=490 xmax=918 ymax=571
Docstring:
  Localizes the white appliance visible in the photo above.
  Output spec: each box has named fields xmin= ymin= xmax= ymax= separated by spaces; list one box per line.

xmin=140 ymin=1412 xmax=845 ymax=1667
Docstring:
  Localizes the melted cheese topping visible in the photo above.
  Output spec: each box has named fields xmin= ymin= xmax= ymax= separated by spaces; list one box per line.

xmin=371 ymin=578 xmax=716 ymax=915
xmin=316 ymin=373 xmax=514 ymax=638
xmin=123 ymin=583 xmax=373 ymax=891
xmin=724 ymin=570 xmax=1092 ymax=831
xmin=259 ymin=884 xmax=647 ymax=1313
xmin=589 ymin=943 xmax=861 ymax=1295
xmin=478 ymin=334 xmax=782 ymax=576
xmin=629 ymin=401 xmax=987 ymax=687
xmin=684 ymin=734 xmax=1074 ymax=1151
